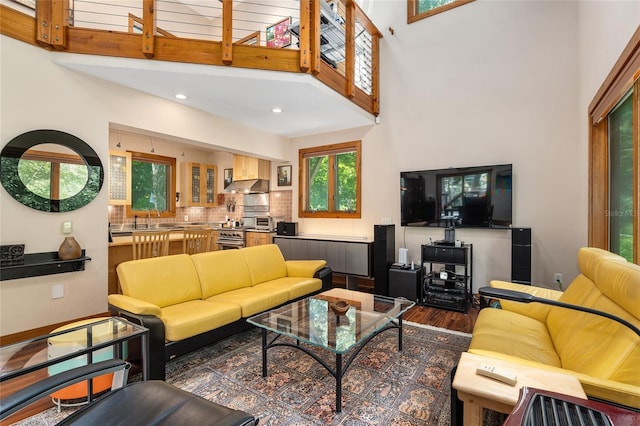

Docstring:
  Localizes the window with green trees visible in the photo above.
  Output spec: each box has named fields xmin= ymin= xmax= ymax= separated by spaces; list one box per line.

xmin=299 ymin=141 xmax=361 ymax=218
xmin=608 ymin=91 xmax=634 ymax=261
xmin=408 ymin=0 xmax=474 ymax=24
xmin=126 ymin=151 xmax=176 ymax=218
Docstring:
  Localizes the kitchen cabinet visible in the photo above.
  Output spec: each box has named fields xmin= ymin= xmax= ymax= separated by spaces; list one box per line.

xmin=233 ymin=155 xmax=270 ymax=181
xmin=180 ymin=162 xmax=217 ymax=207
xmin=245 ymin=231 xmax=274 ymax=247
xmin=108 ymin=150 xmax=131 ymax=205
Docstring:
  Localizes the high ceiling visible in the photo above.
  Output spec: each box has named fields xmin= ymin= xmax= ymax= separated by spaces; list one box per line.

xmin=54 ymin=53 xmax=376 ymax=139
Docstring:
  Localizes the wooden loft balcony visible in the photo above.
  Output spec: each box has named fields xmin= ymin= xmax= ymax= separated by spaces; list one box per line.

xmin=1 ymin=0 xmax=381 ymax=120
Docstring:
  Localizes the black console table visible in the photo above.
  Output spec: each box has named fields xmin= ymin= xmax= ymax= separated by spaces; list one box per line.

xmin=420 ymin=244 xmax=472 ymax=313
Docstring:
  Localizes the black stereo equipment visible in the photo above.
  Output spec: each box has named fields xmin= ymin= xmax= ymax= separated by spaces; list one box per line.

xmin=512 ymin=227 xmax=531 ymax=285
xmin=374 ymin=224 xmax=395 ymax=296
xmin=276 ymin=222 xmax=298 ymax=236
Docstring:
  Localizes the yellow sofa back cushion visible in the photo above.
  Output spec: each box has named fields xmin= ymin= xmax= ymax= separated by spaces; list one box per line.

xmin=117 ymin=254 xmax=202 ymax=308
xmin=240 ymin=244 xmax=288 ymax=285
xmin=191 ymin=250 xmax=253 ymax=298
xmin=547 ymin=251 xmax=640 ymax=386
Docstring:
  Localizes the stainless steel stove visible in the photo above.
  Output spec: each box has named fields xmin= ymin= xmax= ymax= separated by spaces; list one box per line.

xmin=216 ymin=228 xmax=246 ymax=250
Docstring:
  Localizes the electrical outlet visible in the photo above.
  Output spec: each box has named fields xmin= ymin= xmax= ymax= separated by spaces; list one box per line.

xmin=52 ymin=284 xmax=64 ymax=299
xmin=184 ymin=215 xmax=189 ymax=222
xmin=554 ymin=273 xmax=563 ymax=283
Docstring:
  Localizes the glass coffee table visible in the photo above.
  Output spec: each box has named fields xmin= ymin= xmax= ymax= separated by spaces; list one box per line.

xmin=247 ymin=288 xmax=415 ymax=412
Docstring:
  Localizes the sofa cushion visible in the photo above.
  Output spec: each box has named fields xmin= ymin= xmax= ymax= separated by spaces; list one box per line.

xmin=191 ymin=250 xmax=252 ymax=298
xmin=117 ymin=254 xmax=202 ymax=308
xmin=160 ymin=300 xmax=241 ymax=341
xmin=240 ymin=244 xmax=288 ymax=285
xmin=257 ymin=277 xmax=323 ymax=300
xmin=548 ymin=257 xmax=640 ymax=385
xmin=469 ymin=308 xmax=561 ymax=367
xmin=205 ymin=285 xmax=290 ymax=317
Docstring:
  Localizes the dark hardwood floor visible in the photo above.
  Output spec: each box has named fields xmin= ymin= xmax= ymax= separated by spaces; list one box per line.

xmin=404 ymin=304 xmax=479 ymax=334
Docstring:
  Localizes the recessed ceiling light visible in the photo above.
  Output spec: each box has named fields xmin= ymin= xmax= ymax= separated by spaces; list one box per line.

xmin=175 ymin=93 xmax=188 ymax=100
xmin=271 ymin=107 xmax=283 ymax=113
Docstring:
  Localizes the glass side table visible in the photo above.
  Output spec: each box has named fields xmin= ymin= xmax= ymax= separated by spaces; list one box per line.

xmin=0 ymin=317 xmax=149 ymax=386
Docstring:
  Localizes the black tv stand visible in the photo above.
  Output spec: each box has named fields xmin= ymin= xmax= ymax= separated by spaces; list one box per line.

xmin=420 ymin=244 xmax=472 ymax=313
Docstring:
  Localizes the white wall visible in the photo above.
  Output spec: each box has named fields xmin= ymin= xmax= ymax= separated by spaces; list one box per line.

xmin=293 ymin=0 xmax=638 ymax=292
xmin=0 ymin=36 xmax=289 ymax=335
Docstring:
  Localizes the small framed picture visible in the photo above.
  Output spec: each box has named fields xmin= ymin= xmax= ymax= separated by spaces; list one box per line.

xmin=224 ymin=168 xmax=233 ymax=189
xmin=277 ymin=165 xmax=292 ymax=186
xmin=266 ymin=17 xmax=291 ymax=48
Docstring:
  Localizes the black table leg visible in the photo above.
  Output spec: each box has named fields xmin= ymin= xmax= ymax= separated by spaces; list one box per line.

xmin=261 ymin=328 xmax=268 ymax=377
xmin=335 ymin=353 xmax=342 ymax=413
xmin=398 ymin=314 xmax=404 ymax=351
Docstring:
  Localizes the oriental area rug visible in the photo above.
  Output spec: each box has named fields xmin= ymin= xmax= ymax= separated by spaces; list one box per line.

xmin=17 ymin=323 xmax=478 ymax=425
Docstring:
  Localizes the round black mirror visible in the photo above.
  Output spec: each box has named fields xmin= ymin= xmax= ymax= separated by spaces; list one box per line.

xmin=0 ymin=130 xmax=104 ymax=212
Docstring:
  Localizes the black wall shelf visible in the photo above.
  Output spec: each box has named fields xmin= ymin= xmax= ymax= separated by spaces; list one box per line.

xmin=0 ymin=250 xmax=90 ymax=281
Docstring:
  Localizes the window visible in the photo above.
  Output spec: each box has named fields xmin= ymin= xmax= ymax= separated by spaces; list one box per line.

xmin=407 ymin=0 xmax=475 ymax=24
xmin=299 ymin=141 xmax=361 ymax=218
xmin=608 ymin=92 xmax=634 ymax=261
xmin=589 ymin=27 xmax=640 ymax=263
xmin=126 ymin=151 xmax=176 ymax=218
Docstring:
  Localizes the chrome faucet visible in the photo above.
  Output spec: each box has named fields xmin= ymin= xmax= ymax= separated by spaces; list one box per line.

xmin=146 ymin=208 xmax=160 ymax=228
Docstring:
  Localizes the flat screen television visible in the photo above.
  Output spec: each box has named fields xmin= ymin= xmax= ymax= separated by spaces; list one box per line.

xmin=400 ymin=164 xmax=512 ymax=228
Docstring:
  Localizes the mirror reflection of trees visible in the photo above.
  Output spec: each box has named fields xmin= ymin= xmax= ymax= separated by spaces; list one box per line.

xmin=18 ymin=146 xmax=88 ymax=200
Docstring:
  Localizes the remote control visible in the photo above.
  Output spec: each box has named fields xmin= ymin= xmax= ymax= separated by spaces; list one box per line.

xmin=476 ymin=364 xmax=517 ymax=386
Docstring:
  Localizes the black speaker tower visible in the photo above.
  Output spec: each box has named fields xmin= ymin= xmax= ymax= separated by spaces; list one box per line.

xmin=511 ymin=227 xmax=532 ymax=285
xmin=374 ymin=224 xmax=395 ymax=296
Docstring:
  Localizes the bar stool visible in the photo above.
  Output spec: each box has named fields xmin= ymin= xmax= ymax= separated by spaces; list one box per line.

xmin=131 ymin=230 xmax=170 ymax=260
xmin=182 ymin=228 xmax=213 ymax=254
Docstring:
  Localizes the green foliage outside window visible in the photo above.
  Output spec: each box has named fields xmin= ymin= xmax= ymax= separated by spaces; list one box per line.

xmin=609 ymin=93 xmax=634 ymax=262
xmin=336 ymin=151 xmax=357 ymax=212
xmin=417 ymin=0 xmax=456 ymax=14
xmin=306 ymin=151 xmax=357 ymax=213
xmin=308 ymin=156 xmax=328 ymax=211
xmin=300 ymin=141 xmax=361 ymax=218
xmin=131 ymin=160 xmax=169 ymax=212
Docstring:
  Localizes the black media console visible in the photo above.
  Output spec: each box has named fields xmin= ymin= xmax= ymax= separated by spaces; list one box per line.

xmin=421 ymin=244 xmax=473 ymax=313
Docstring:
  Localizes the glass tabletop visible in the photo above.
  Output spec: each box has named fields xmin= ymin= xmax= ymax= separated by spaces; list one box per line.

xmin=247 ymin=289 xmax=415 ymax=354
xmin=0 ymin=317 xmax=148 ymax=382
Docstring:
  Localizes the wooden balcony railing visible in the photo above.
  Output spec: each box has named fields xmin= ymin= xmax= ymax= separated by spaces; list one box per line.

xmin=1 ymin=0 xmax=381 ymax=117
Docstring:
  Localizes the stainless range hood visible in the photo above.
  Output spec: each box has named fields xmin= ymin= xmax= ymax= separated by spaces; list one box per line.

xmin=224 ymin=179 xmax=269 ymax=193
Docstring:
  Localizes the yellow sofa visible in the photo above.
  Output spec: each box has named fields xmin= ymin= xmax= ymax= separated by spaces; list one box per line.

xmin=469 ymin=247 xmax=640 ymax=409
xmin=108 ymin=244 xmax=331 ymax=380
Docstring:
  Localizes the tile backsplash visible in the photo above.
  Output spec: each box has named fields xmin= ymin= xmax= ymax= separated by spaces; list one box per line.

xmin=108 ymin=190 xmax=292 ymax=226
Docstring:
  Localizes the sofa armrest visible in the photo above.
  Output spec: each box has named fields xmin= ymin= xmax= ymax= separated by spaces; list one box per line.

xmin=108 ymin=294 xmax=162 ymax=317
xmin=487 ymin=280 xmax=563 ymax=322
xmin=285 ymin=260 xmax=327 ymax=278
xmin=314 ymin=266 xmax=333 ymax=291
xmin=108 ymin=304 xmax=167 ymax=381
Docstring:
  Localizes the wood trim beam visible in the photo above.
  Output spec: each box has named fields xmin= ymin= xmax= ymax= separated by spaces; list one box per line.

xmin=345 ymin=0 xmax=355 ymax=99
xmin=310 ymin=0 xmax=321 ymax=75
xmin=222 ymin=0 xmax=233 ymax=65
xmin=589 ymin=25 xmax=640 ymax=124
xmin=142 ymin=0 xmax=156 ymax=58
xmin=298 ymin=0 xmax=311 ymax=72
